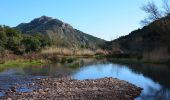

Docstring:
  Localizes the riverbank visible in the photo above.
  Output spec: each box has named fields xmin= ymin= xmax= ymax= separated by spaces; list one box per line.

xmin=0 ymin=51 xmax=104 ymax=69
xmin=0 ymin=59 xmax=45 ymax=68
xmin=1 ymin=50 xmax=169 ymax=68
xmin=108 ymin=58 xmax=170 ymax=64
xmin=1 ymin=77 xmax=142 ymax=100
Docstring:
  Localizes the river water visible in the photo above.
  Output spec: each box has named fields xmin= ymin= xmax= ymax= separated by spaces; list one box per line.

xmin=0 ymin=58 xmax=170 ymax=100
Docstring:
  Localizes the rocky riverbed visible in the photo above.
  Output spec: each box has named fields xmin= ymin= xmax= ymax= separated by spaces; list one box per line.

xmin=1 ymin=77 xmax=142 ymax=100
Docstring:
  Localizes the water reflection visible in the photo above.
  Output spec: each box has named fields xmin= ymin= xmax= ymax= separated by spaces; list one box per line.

xmin=71 ymin=63 xmax=170 ymax=100
xmin=0 ymin=58 xmax=170 ymax=99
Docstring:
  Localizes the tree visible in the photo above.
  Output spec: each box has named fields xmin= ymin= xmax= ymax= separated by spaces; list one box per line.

xmin=0 ymin=28 xmax=7 ymax=47
xmin=162 ymin=0 xmax=170 ymax=15
xmin=0 ymin=26 xmax=52 ymax=54
xmin=141 ymin=0 xmax=170 ymax=25
xmin=29 ymin=37 xmax=41 ymax=51
xmin=22 ymin=35 xmax=41 ymax=52
xmin=141 ymin=1 xmax=162 ymax=25
xmin=0 ymin=41 xmax=5 ymax=55
xmin=33 ymin=33 xmax=51 ymax=47
xmin=4 ymin=28 xmax=22 ymax=53
xmin=0 ymin=28 xmax=6 ymax=62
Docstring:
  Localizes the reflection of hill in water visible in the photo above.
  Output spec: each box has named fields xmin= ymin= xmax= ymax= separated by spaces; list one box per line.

xmin=124 ymin=64 xmax=170 ymax=89
xmin=23 ymin=58 xmax=108 ymax=77
xmin=109 ymin=64 xmax=170 ymax=100
xmin=139 ymin=87 xmax=170 ymax=100
xmin=119 ymin=63 xmax=170 ymax=100
xmin=23 ymin=58 xmax=170 ymax=90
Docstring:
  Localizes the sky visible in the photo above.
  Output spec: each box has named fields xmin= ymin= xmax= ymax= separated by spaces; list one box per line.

xmin=0 ymin=0 xmax=162 ymax=40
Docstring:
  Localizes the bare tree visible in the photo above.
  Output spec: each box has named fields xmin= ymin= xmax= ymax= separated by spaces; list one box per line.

xmin=141 ymin=0 xmax=170 ymax=25
xmin=141 ymin=1 xmax=162 ymax=25
xmin=162 ymin=0 xmax=170 ymax=15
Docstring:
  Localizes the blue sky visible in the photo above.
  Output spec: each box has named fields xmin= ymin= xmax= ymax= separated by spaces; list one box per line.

xmin=0 ymin=0 xmax=162 ymax=40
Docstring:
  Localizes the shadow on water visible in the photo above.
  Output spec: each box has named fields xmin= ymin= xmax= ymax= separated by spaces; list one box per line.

xmin=0 ymin=58 xmax=170 ymax=99
xmin=126 ymin=64 xmax=170 ymax=89
xmin=114 ymin=63 xmax=170 ymax=100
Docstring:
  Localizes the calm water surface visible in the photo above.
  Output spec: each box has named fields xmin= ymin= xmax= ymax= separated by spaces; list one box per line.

xmin=0 ymin=58 xmax=170 ymax=100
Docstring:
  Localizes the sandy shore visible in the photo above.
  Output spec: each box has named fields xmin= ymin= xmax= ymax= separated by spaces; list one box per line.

xmin=1 ymin=77 xmax=142 ymax=100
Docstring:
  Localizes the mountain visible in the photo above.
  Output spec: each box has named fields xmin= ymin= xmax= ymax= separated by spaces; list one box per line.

xmin=108 ymin=15 xmax=170 ymax=60
xmin=15 ymin=16 xmax=106 ymax=49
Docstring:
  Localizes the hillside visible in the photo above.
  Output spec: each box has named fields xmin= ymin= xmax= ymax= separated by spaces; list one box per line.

xmin=15 ymin=16 xmax=105 ymax=49
xmin=109 ymin=15 xmax=170 ymax=60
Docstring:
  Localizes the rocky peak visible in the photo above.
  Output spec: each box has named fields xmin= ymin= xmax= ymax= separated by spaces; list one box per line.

xmin=38 ymin=16 xmax=53 ymax=22
xmin=31 ymin=16 xmax=54 ymax=24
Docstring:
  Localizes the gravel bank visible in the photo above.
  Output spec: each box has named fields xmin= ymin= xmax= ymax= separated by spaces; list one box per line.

xmin=1 ymin=77 xmax=142 ymax=100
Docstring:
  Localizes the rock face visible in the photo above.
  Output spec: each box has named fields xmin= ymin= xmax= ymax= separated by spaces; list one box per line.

xmin=2 ymin=77 xmax=142 ymax=100
xmin=15 ymin=16 xmax=105 ymax=49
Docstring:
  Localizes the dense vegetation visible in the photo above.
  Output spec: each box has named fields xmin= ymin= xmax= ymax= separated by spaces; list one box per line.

xmin=106 ymin=0 xmax=170 ymax=61
xmin=0 ymin=25 xmax=51 ymax=55
xmin=107 ymin=14 xmax=170 ymax=61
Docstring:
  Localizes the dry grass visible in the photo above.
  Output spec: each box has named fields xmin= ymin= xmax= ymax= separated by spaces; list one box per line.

xmin=41 ymin=47 xmax=73 ymax=56
xmin=41 ymin=47 xmax=106 ymax=56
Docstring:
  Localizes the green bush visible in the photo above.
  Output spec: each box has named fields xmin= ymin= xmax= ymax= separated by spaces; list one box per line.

xmin=0 ymin=26 xmax=52 ymax=54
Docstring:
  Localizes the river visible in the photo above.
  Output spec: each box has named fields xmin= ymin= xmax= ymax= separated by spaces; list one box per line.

xmin=0 ymin=58 xmax=170 ymax=100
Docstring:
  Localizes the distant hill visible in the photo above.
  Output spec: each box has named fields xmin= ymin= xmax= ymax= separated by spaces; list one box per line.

xmin=108 ymin=15 xmax=170 ymax=60
xmin=15 ymin=16 xmax=106 ymax=49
